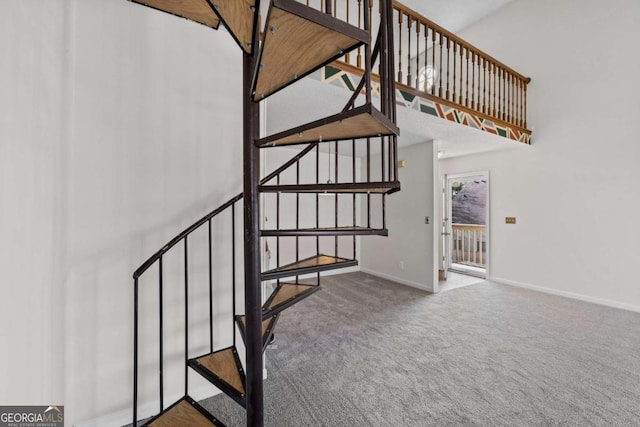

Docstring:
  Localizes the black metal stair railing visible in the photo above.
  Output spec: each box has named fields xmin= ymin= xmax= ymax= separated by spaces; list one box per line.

xmin=259 ymin=3 xmax=399 ymax=284
xmin=132 ymin=142 xmax=323 ymax=425
xmin=131 ymin=0 xmax=399 ymax=424
xmin=260 ymin=135 xmax=398 ymax=277
xmin=132 ymin=195 xmax=241 ymax=425
xmin=132 ymin=138 xmax=397 ymax=424
xmin=132 ymin=133 xmax=388 ymax=423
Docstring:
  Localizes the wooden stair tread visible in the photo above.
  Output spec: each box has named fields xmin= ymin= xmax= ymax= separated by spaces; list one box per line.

xmin=261 ymin=226 xmax=388 ymax=236
xmin=236 ymin=315 xmax=279 ymax=351
xmin=252 ymin=0 xmax=367 ymax=100
xmin=274 ymin=254 xmax=348 ymax=270
xmin=261 ymin=254 xmax=357 ymax=280
xmin=129 ymin=0 xmax=220 ymax=29
xmin=267 ymin=283 xmax=315 ymax=309
xmin=191 ymin=347 xmax=245 ymax=395
xmin=237 ymin=315 xmax=276 ymax=337
xmin=147 ymin=396 xmax=223 ymax=426
xmin=257 ymin=104 xmax=399 ymax=147
xmin=210 ymin=0 xmax=257 ymax=53
xmin=260 ymin=181 xmax=400 ymax=195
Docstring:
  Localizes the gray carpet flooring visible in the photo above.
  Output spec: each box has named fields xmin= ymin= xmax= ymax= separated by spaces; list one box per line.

xmin=201 ymin=272 xmax=640 ymax=426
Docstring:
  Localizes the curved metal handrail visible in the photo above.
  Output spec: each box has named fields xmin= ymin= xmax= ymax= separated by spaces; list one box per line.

xmin=133 ymin=142 xmax=318 ymax=279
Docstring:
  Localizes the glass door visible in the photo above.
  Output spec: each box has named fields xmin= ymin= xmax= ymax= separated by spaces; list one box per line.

xmin=445 ymin=172 xmax=489 ymax=278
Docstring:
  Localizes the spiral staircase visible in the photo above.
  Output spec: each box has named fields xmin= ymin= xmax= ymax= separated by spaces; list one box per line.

xmin=130 ymin=0 xmax=399 ymax=425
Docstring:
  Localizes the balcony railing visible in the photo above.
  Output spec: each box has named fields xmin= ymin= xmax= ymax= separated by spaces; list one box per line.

xmin=451 ymin=224 xmax=486 ymax=268
xmin=302 ymin=0 xmax=532 ymax=136
xmin=391 ymin=1 xmax=530 ymax=131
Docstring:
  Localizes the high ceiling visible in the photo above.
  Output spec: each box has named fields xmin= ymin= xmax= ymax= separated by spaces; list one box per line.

xmin=399 ymin=0 xmax=516 ymax=33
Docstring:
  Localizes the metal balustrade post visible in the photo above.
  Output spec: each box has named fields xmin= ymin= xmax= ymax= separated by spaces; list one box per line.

xmin=352 ymin=139 xmax=357 ymax=256
xmin=382 ymin=0 xmax=398 ymax=181
xmin=232 ymin=203 xmax=237 ymax=347
xmin=316 ymin=145 xmax=320 ymax=256
xmin=296 ymin=160 xmax=300 ymax=267
xmin=334 ymin=141 xmax=339 ymax=256
xmin=380 ymin=0 xmax=390 ymax=116
xmin=363 ymin=0 xmax=372 ymax=104
xmin=159 ymin=257 xmax=164 ymax=411
xmin=133 ymin=278 xmax=139 ymax=426
xmin=208 ymin=221 xmax=213 ymax=353
xmin=184 ymin=237 xmax=189 ymax=395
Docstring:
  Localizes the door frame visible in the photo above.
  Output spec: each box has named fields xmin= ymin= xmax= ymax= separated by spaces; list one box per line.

xmin=443 ymin=171 xmax=490 ymax=279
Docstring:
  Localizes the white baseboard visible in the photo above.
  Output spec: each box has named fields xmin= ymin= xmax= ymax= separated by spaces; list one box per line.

xmin=76 ymin=385 xmax=219 ymax=427
xmin=360 ymin=268 xmax=433 ymax=293
xmin=322 ymin=265 xmax=360 ymax=277
xmin=491 ymin=276 xmax=640 ymax=313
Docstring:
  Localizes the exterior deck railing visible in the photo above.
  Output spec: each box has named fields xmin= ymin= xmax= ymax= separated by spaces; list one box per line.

xmin=452 ymin=224 xmax=486 ymax=268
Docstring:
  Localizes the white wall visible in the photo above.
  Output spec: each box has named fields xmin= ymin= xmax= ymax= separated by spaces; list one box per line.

xmin=360 ymin=141 xmax=439 ymax=292
xmin=0 ymin=0 xmax=67 ymax=408
xmin=1 ymin=0 xmax=244 ymax=424
xmin=440 ymin=0 xmax=640 ymax=309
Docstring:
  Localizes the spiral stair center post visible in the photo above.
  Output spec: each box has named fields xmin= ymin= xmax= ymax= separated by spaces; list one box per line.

xmin=243 ymin=9 xmax=263 ymax=425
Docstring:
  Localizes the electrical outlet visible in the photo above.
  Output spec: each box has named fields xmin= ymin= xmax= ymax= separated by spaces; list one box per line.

xmin=505 ymin=217 xmax=516 ymax=224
